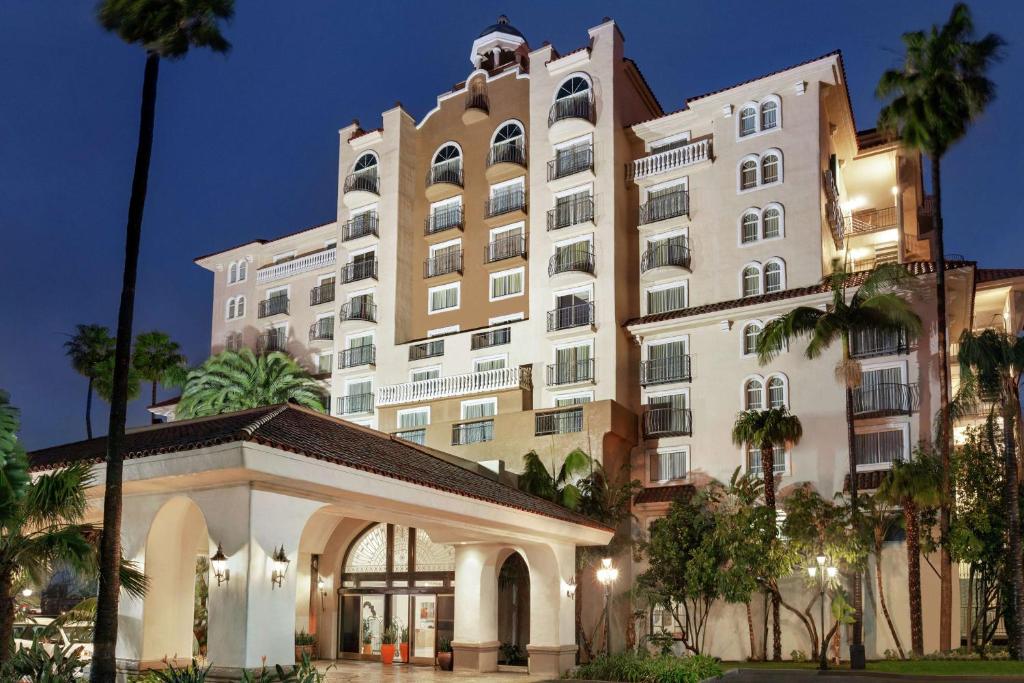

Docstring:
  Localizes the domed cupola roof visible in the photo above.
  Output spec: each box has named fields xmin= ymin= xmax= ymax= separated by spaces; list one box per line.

xmin=470 ymin=15 xmax=528 ymax=69
xmin=478 ymin=15 xmax=524 ymax=39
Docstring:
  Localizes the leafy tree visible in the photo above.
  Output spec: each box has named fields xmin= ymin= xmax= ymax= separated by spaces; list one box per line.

xmin=956 ymin=328 xmax=1024 ymax=657
xmin=93 ymin=1 xmax=233 ymax=678
xmin=730 ymin=407 xmax=802 ymax=660
xmin=877 ymin=448 xmax=942 ymax=656
xmin=518 ymin=448 xmax=591 ymax=510
xmin=877 ymin=3 xmax=1004 ymax=649
xmin=132 ymin=331 xmax=188 ymax=424
xmin=758 ymin=262 xmax=921 ymax=659
xmin=64 ymin=325 xmax=115 ymax=439
xmin=176 ymin=349 xmax=326 ymax=418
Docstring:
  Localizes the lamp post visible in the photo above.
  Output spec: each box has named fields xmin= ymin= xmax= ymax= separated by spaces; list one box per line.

xmin=807 ymin=555 xmax=838 ymax=670
xmin=596 ymin=558 xmax=618 ymax=656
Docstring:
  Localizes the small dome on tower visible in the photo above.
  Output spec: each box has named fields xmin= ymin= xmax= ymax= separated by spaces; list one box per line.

xmin=478 ymin=15 xmax=525 ymax=39
xmin=470 ymin=15 xmax=529 ymax=70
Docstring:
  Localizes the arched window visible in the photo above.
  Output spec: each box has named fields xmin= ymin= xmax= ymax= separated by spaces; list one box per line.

xmin=226 ymin=298 xmax=236 ymax=319
xmin=741 ymin=211 xmax=760 ymax=244
xmin=228 ymin=263 xmax=237 ymax=284
xmin=761 ymin=153 xmax=780 ymax=184
xmin=764 ymin=260 xmax=784 ymax=293
xmin=762 ymin=206 xmax=782 ymax=239
xmin=743 ymin=322 xmax=763 ymax=356
xmin=236 ymin=296 xmax=245 ymax=318
xmin=739 ymin=106 xmax=757 ymax=137
xmin=433 ymin=143 xmax=461 ymax=167
xmin=430 ymin=143 xmax=462 ymax=186
xmin=742 ymin=265 xmax=762 ymax=297
xmin=238 ymin=260 xmax=247 ymax=281
xmin=760 ymin=101 xmax=779 ymax=130
xmin=740 ymin=159 xmax=758 ymax=190
xmin=493 ymin=121 xmax=524 ymax=145
xmin=342 ymin=522 xmax=455 ymax=582
xmin=767 ymin=375 xmax=786 ymax=408
xmin=491 ymin=121 xmax=525 ymax=165
xmin=556 ymin=75 xmax=590 ymax=101
xmin=354 ymin=153 xmax=378 ymax=172
xmin=744 ymin=378 xmax=764 ymax=409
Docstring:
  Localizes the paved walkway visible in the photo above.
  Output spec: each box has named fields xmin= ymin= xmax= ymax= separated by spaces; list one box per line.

xmin=720 ymin=669 xmax=1024 ymax=682
xmin=314 ymin=660 xmax=547 ymax=682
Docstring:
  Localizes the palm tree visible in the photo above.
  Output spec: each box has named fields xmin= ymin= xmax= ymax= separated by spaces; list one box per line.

xmin=176 ymin=349 xmax=326 ymax=419
xmin=877 ymin=450 xmax=942 ymax=657
xmin=93 ymin=2 xmax=233 ymax=679
xmin=92 ymin=355 xmax=141 ymax=407
xmin=132 ymin=331 xmax=188 ymax=423
xmin=876 ymin=4 xmax=1004 ymax=648
xmin=0 ymin=392 xmax=30 ymax=536
xmin=956 ymin=328 xmax=1024 ymax=657
xmin=731 ymin=407 xmax=802 ymax=661
xmin=64 ymin=325 xmax=114 ymax=439
xmin=757 ymin=263 xmax=922 ymax=665
xmin=518 ymin=448 xmax=592 ymax=510
xmin=859 ymin=493 xmax=905 ymax=659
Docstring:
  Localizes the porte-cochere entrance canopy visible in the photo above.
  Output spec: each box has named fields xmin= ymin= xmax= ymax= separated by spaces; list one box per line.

xmin=28 ymin=404 xmax=611 ymax=677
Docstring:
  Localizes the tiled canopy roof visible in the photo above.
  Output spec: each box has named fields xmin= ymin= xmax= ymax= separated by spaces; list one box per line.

xmin=624 ymin=261 xmax=971 ymax=328
xmin=634 ymin=484 xmax=695 ymax=505
xmin=28 ymin=404 xmax=610 ymax=531
xmin=976 ymin=268 xmax=1024 ymax=284
xmin=844 ymin=470 xmax=889 ymax=493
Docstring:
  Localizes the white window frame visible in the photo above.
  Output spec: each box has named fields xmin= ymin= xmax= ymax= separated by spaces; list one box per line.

xmin=488 ymin=266 xmax=525 ymax=302
xmin=348 ymin=244 xmax=376 ymax=258
xmin=396 ymin=406 xmax=431 ymax=429
xmin=427 ymin=325 xmax=459 ymax=337
xmin=350 ymin=203 xmax=378 ymax=218
xmin=489 ymin=313 xmax=524 ymax=325
xmin=861 ymin=359 xmax=909 ymax=384
xmin=763 ymin=258 xmax=786 ymax=293
xmin=743 ymin=443 xmax=791 ymax=477
xmin=854 ymin=422 xmax=911 ymax=472
xmin=473 ymin=354 xmax=509 ymax=372
xmin=316 ymin=351 xmax=333 ymax=374
xmin=644 ymin=334 xmax=690 ymax=361
xmin=346 ymin=287 xmax=375 ymax=304
xmin=553 ymin=283 xmax=593 ymax=308
xmin=430 ymin=141 xmax=463 ymax=167
xmin=760 ymin=148 xmax=784 ymax=187
xmin=317 ymin=272 xmax=336 ymax=285
xmin=553 ymin=337 xmax=595 ymax=363
xmin=740 ymin=262 xmax=763 ymax=298
xmin=489 ymin=176 xmax=525 ymax=198
xmin=430 ymin=195 xmax=462 ymax=214
xmin=553 ymin=181 xmax=593 ymax=200
xmin=735 ymin=95 xmax=782 ymax=140
xmin=644 ymin=279 xmax=689 ymax=316
xmin=648 ymin=446 xmax=690 ymax=484
xmin=460 ymin=397 xmax=498 ymax=420
xmin=490 ymin=119 xmax=526 ymax=147
xmin=429 ymin=237 xmax=462 ymax=258
xmin=344 ymin=375 xmax=373 ymax=394
xmin=761 ymin=203 xmax=785 ymax=240
xmin=741 ymin=320 xmax=764 ymax=358
xmin=741 ymin=374 xmax=766 ymax=410
xmin=552 ymin=72 xmax=593 ymax=104
xmin=428 ymin=281 xmax=461 ymax=314
xmin=643 ymin=387 xmax=690 ymax=407
xmin=409 ymin=365 xmax=442 ymax=382
xmin=489 ymin=221 xmax=525 ymax=240
xmin=553 ymin=390 xmax=594 ymax=407
xmin=553 ymin=132 xmax=594 ymax=152
xmin=737 ymin=155 xmax=760 ymax=193
xmin=345 ymin=330 xmax=374 ymax=348
xmin=642 ymin=177 xmax=687 ymax=203
xmin=646 ymin=131 xmax=690 ymax=153
xmin=265 ymin=284 xmax=289 ymax=300
xmin=765 ymin=372 xmax=790 ymax=409
xmin=739 ymin=209 xmax=761 ymax=246
xmin=352 ymin=150 xmax=379 ymax=172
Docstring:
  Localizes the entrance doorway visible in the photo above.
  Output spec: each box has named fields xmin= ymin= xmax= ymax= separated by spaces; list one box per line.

xmin=497 ymin=552 xmax=530 ymax=666
xmin=338 ymin=523 xmax=455 ymax=665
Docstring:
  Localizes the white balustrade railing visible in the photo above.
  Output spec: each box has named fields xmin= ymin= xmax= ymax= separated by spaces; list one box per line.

xmin=256 ymin=248 xmax=337 ymax=284
xmin=376 ymin=366 xmax=531 ymax=406
xmin=630 ymin=139 xmax=711 ymax=180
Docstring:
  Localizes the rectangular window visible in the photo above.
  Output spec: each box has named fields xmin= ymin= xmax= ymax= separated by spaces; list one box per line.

xmin=473 ymin=356 xmax=507 ymax=372
xmin=410 ymin=366 xmax=440 ymax=383
xmin=552 ymin=342 xmax=593 ymax=384
xmin=747 ymin=446 xmax=786 ymax=476
xmin=428 ymin=283 xmax=460 ymax=313
xmin=855 ymin=429 xmax=905 ymax=469
xmin=649 ymin=449 xmax=688 ymax=483
xmin=461 ymin=398 xmax=497 ymax=420
xmin=398 ymin=408 xmax=430 ymax=430
xmin=555 ymin=392 xmax=593 ymax=407
xmin=644 ymin=339 xmax=688 ymax=384
xmin=317 ymin=353 xmax=332 ymax=375
xmin=489 ymin=267 xmax=524 ymax=301
xmin=646 ymin=283 xmax=687 ymax=315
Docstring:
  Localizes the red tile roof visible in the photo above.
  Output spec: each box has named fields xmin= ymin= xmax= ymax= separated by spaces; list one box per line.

xmin=844 ymin=470 xmax=889 ymax=493
xmin=27 ymin=404 xmax=610 ymax=531
xmin=634 ymin=484 xmax=695 ymax=505
xmin=688 ymin=50 xmax=842 ymax=103
xmin=624 ymin=261 xmax=971 ymax=328
xmin=976 ymin=268 xmax=1024 ymax=284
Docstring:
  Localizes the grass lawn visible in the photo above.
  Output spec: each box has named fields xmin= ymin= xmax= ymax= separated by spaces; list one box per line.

xmin=722 ymin=659 xmax=1024 ymax=676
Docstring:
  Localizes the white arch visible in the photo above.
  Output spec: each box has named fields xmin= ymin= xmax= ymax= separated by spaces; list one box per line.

xmin=741 ymin=320 xmax=764 ymax=357
xmin=766 ymin=372 xmax=789 ymax=408
xmin=738 ymin=154 xmax=759 ymax=192
xmin=760 ymin=148 xmax=784 ymax=185
xmin=741 ymin=374 xmax=765 ymax=410
xmin=760 ymin=95 xmax=782 ymax=130
xmin=352 ymin=150 xmax=379 ymax=172
xmin=737 ymin=101 xmax=758 ymax=137
xmin=764 ymin=257 xmax=787 ymax=292
xmin=237 ymin=260 xmax=247 ymax=281
xmin=740 ymin=261 xmax=763 ymax=297
xmin=761 ymin=202 xmax=785 ymax=239
xmin=228 ymin=262 xmax=237 ymax=284
xmin=739 ymin=208 xmax=761 ymax=245
xmin=431 ymin=140 xmax=463 ymax=164
xmin=552 ymin=72 xmax=592 ymax=103
xmin=490 ymin=119 xmax=525 ymax=146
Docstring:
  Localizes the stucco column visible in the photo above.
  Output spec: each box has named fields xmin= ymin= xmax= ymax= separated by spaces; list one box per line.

xmin=524 ymin=542 xmax=578 ymax=676
xmin=114 ymin=495 xmax=167 ymax=666
xmin=452 ymin=543 xmax=500 ymax=672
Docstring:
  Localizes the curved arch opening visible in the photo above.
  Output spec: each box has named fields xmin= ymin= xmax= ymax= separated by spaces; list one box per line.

xmin=497 ymin=551 xmax=530 ymax=666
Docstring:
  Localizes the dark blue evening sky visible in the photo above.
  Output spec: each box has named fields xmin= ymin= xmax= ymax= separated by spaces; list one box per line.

xmin=2 ymin=1 xmax=1021 ymax=450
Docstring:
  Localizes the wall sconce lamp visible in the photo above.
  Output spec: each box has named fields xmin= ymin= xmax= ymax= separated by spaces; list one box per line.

xmin=211 ymin=543 xmax=230 ymax=586
xmin=565 ymin=576 xmax=577 ymax=600
xmin=271 ymin=545 xmax=290 ymax=588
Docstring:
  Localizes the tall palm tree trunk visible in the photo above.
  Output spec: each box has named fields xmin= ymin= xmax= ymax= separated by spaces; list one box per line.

xmin=760 ymin=444 xmax=782 ymax=661
xmin=930 ymin=155 xmax=954 ymax=651
xmin=874 ymin=540 xmax=905 ymax=659
xmin=0 ymin=569 xmax=14 ymax=666
xmin=150 ymin=380 xmax=158 ymax=424
xmin=1002 ymin=407 xmax=1024 ymax=658
xmin=91 ymin=53 xmax=160 ymax=683
xmin=86 ymin=377 xmax=94 ymax=439
xmin=904 ymin=499 xmax=924 ymax=656
xmin=845 ymin=377 xmax=865 ymax=666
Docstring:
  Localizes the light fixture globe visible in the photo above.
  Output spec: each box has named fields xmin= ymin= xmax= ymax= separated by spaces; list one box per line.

xmin=211 ymin=543 xmax=230 ymax=586
xmin=271 ymin=545 xmax=290 ymax=588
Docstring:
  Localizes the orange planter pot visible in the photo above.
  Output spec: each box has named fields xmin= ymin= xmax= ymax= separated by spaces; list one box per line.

xmin=380 ymin=644 xmax=396 ymax=665
xmin=400 ymin=643 xmax=409 ymax=662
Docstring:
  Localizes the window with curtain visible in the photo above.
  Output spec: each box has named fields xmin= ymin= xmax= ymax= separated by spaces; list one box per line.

xmin=747 ymin=445 xmax=786 ymax=475
xmin=555 ymin=343 xmax=592 ymax=383
xmin=462 ymin=400 xmax=496 ymax=419
xmin=767 ymin=376 xmax=785 ymax=408
xmin=410 ymin=367 xmax=440 ymax=383
xmin=318 ymin=354 xmax=332 ymax=375
xmin=762 ymin=207 xmax=781 ymax=238
xmin=742 ymin=266 xmax=761 ymax=297
xmin=238 ymin=261 xmax=247 ymax=281
xmin=399 ymin=409 xmax=429 ymax=429
xmin=739 ymin=107 xmax=757 ymax=136
xmin=647 ymin=284 xmax=687 ymax=314
xmin=490 ymin=269 xmax=523 ymax=299
xmin=650 ymin=450 xmax=687 ymax=483
xmin=760 ymin=101 xmax=778 ymax=130
xmin=649 ymin=392 xmax=687 ymax=410
xmin=761 ymin=154 xmax=780 ymax=184
xmin=743 ymin=323 xmax=763 ymax=356
xmin=741 ymin=212 xmax=759 ymax=243
xmin=744 ymin=378 xmax=764 ymax=409
xmin=855 ymin=430 xmax=904 ymax=467
xmin=474 ymin=356 xmax=506 ymax=372
xmin=429 ymin=284 xmax=459 ymax=312
xmin=236 ymin=297 xmax=245 ymax=317
xmin=555 ymin=394 xmax=592 ymax=407
xmin=228 ymin=263 xmax=237 ymax=283
xmin=764 ymin=262 xmax=784 ymax=293
xmin=227 ymin=298 xmax=236 ymax=319
xmin=740 ymin=160 xmax=757 ymax=189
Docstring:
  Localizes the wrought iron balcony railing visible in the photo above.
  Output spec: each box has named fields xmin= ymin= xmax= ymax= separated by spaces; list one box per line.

xmin=339 ymin=300 xmax=376 ymax=323
xmin=546 ymin=301 xmax=594 ymax=332
xmin=342 ymin=213 xmax=378 ymax=241
xmin=451 ymin=419 xmax=494 ymax=445
xmin=535 ymin=407 xmax=583 ymax=436
xmin=341 ymin=260 xmax=378 ymax=284
xmin=643 ymin=408 xmax=692 ymax=438
xmin=470 ymin=327 xmax=511 ymax=350
xmin=548 ymin=91 xmax=595 ymax=126
xmin=310 ymin=282 xmax=335 ymax=306
xmin=485 ymin=189 xmax=527 ymax=218
xmin=465 ymin=90 xmax=488 ymax=114
xmin=640 ymin=356 xmax=691 ymax=386
xmin=641 ymin=242 xmax=691 ymax=273
xmin=487 ymin=141 xmax=526 ymax=168
xmin=485 ymin=234 xmax=526 ymax=263
xmin=257 ymin=296 xmax=289 ymax=319
xmin=547 ymin=196 xmax=594 ymax=231
xmin=257 ymin=331 xmax=287 ymax=354
xmin=308 ymin=318 xmax=335 ymax=342
xmin=849 ymin=328 xmax=911 ymax=359
xmin=639 ymin=190 xmax=689 ymax=225
xmin=548 ymin=248 xmax=595 ymax=276
xmin=545 ymin=358 xmax=595 ymax=386
xmin=852 ymin=383 xmax=919 ymax=417
xmin=408 ymin=339 xmax=444 ymax=361
xmin=338 ymin=345 xmax=376 ymax=369
xmin=427 ymin=159 xmax=464 ymax=188
xmin=424 ymin=251 xmax=462 ymax=278
xmin=337 ymin=393 xmax=374 ymax=415
xmin=343 ymin=169 xmax=379 ymax=195
xmin=547 ymin=144 xmax=593 ymax=181
xmin=424 ymin=206 xmax=464 ymax=235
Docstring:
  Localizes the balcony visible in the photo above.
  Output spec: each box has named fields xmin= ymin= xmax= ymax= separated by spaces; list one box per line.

xmin=257 ymin=331 xmax=287 ymax=354
xmin=340 ymin=300 xmax=376 ymax=323
xmin=547 ymin=301 xmax=594 ymax=332
xmin=424 ymin=250 xmax=463 ymax=278
xmin=338 ymin=345 xmax=376 ymax=369
xmin=548 ymin=248 xmax=595 ymax=277
xmin=641 ymin=241 xmax=691 ymax=274
xmin=546 ymin=358 xmax=595 ymax=386
xmin=308 ymin=318 xmax=335 ymax=342
xmin=486 ymin=141 xmax=527 ymax=184
xmin=534 ymin=407 xmax=583 ymax=436
xmin=376 ymin=366 xmax=531 ymax=407
xmin=256 ymin=247 xmax=336 ymax=284
xmin=337 ymin=393 xmax=374 ymax=416
xmin=547 ymin=144 xmax=594 ymax=182
xmin=844 ymin=206 xmax=899 ymax=237
xmin=257 ymin=295 xmax=289 ymax=319
xmin=643 ymin=407 xmax=692 ymax=438
xmin=640 ymin=356 xmax=691 ymax=386
xmin=426 ymin=160 xmax=464 ymax=201
xmin=408 ymin=339 xmax=444 ymax=360
xmin=849 ymin=328 xmax=910 ymax=359
xmin=547 ymin=196 xmax=594 ymax=231
xmin=463 ymin=88 xmax=488 ymax=125
xmin=852 ymin=383 xmax=919 ymax=418
xmin=629 ymin=139 xmax=711 ymax=182
xmin=310 ymin=282 xmax=335 ymax=306
xmin=471 ymin=327 xmax=511 ymax=350
xmin=823 ymin=169 xmax=844 ymax=247
xmin=451 ymin=419 xmax=494 ymax=446
xmin=639 ymin=190 xmax=689 ymax=225
xmin=424 ymin=206 xmax=464 ymax=236
xmin=485 ymin=234 xmax=526 ymax=264
xmin=485 ymin=189 xmax=527 ymax=219
xmin=342 ymin=169 xmax=379 ymax=209
xmin=548 ymin=91 xmax=595 ymax=129
xmin=342 ymin=213 xmax=378 ymax=242
xmin=341 ymin=259 xmax=378 ymax=284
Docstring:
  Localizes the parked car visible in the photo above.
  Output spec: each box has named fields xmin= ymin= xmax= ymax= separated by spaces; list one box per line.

xmin=13 ymin=617 xmax=93 ymax=660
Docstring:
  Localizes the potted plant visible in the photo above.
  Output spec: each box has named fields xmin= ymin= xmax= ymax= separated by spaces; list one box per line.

xmin=436 ymin=637 xmax=453 ymax=671
xmin=361 ymin=618 xmax=373 ymax=655
xmin=380 ymin=624 xmax=398 ymax=665
xmin=294 ymin=630 xmax=317 ymax=662
xmin=399 ymin=625 xmax=409 ymax=663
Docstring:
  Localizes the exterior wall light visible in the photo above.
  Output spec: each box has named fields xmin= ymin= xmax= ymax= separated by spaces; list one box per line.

xmin=211 ymin=543 xmax=230 ymax=586
xmin=271 ymin=545 xmax=290 ymax=588
xmin=596 ymin=558 xmax=618 ymax=655
xmin=807 ymin=554 xmax=839 ymax=670
xmin=564 ymin=576 xmax=577 ymax=600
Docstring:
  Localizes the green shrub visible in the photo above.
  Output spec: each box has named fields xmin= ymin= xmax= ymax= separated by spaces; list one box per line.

xmin=294 ymin=630 xmax=316 ymax=646
xmin=564 ymin=652 xmax=721 ymax=682
xmin=789 ymin=649 xmax=807 ymax=663
xmin=7 ymin=640 xmax=89 ymax=681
